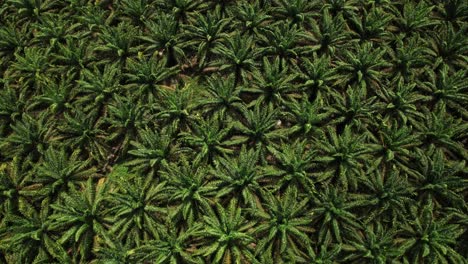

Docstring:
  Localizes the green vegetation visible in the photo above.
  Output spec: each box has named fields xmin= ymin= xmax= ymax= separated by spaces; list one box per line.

xmin=0 ymin=0 xmax=467 ymax=263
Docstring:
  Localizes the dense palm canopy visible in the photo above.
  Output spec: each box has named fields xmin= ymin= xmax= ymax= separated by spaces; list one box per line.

xmin=0 ymin=0 xmax=467 ymax=263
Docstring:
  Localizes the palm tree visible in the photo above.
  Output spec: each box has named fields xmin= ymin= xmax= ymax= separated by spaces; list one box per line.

xmin=92 ymin=239 xmax=139 ymax=264
xmin=282 ymin=95 xmax=331 ymax=137
xmin=194 ymin=199 xmax=258 ymax=264
xmin=309 ymin=9 xmax=351 ymax=55
xmin=375 ymin=79 xmax=430 ymax=125
xmin=301 ymin=244 xmax=341 ymax=264
xmin=0 ymin=157 xmax=35 ymax=215
xmin=243 ymin=56 xmax=298 ymax=107
xmin=0 ymin=112 xmax=54 ymax=161
xmin=234 ymin=102 xmax=288 ymax=161
xmin=413 ymin=105 xmax=468 ymax=159
xmin=251 ymin=187 xmax=314 ymax=262
xmin=28 ymin=73 xmax=75 ymax=114
xmin=229 ymin=0 xmax=271 ymax=37
xmin=348 ymin=6 xmax=393 ymax=42
xmin=132 ymin=221 xmax=202 ymax=263
xmin=73 ymin=3 xmax=114 ymax=32
xmin=0 ymin=20 xmax=31 ymax=60
xmin=179 ymin=116 xmax=244 ymax=165
xmin=387 ymin=35 xmax=431 ymax=81
xmin=427 ymin=24 xmax=467 ymax=69
xmin=8 ymin=46 xmax=50 ymax=89
xmin=443 ymin=206 xmax=468 ymax=257
xmin=326 ymin=84 xmax=379 ymax=133
xmin=154 ymin=0 xmax=205 ymax=24
xmin=75 ymin=63 xmax=122 ymax=114
xmin=366 ymin=120 xmax=421 ymax=172
xmin=266 ymin=139 xmax=317 ymax=193
xmin=105 ymin=166 xmax=167 ymax=247
xmin=5 ymin=0 xmax=58 ymax=22
xmin=258 ymin=23 xmax=315 ymax=70
xmin=140 ymin=13 xmax=185 ymax=67
xmin=104 ymin=94 xmax=148 ymax=157
xmin=396 ymin=201 xmax=466 ymax=263
xmin=310 ymin=185 xmax=363 ymax=244
xmin=335 ymin=42 xmax=390 ymax=89
xmin=436 ymin=0 xmax=468 ymax=25
xmin=409 ymin=147 xmax=467 ymax=210
xmin=271 ymin=0 xmax=316 ymax=26
xmin=159 ymin=159 xmax=217 ymax=227
xmin=314 ymin=125 xmax=375 ymax=191
xmin=153 ymin=82 xmax=200 ymax=132
xmin=32 ymin=13 xmax=83 ymax=49
xmin=357 ymin=169 xmax=416 ymax=225
xmin=56 ymin=109 xmax=108 ymax=163
xmin=294 ymin=53 xmax=337 ymax=102
xmin=393 ymin=1 xmax=438 ymax=36
xmin=323 ymin=0 xmax=358 ymax=18
xmin=33 ymin=146 xmax=97 ymax=199
xmin=48 ymin=178 xmax=112 ymax=262
xmin=207 ymin=0 xmax=237 ymax=15
xmin=212 ymin=33 xmax=260 ymax=86
xmin=0 ymin=86 xmax=27 ymax=136
xmin=116 ymin=0 xmax=155 ymax=26
xmin=124 ymin=55 xmax=179 ymax=102
xmin=192 ymin=74 xmax=244 ymax=119
xmin=183 ymin=10 xmax=230 ymax=69
xmin=94 ymin=22 xmax=141 ymax=65
xmin=211 ymin=145 xmax=272 ymax=208
xmin=419 ymin=65 xmax=468 ymax=118
xmin=53 ymin=38 xmax=93 ymax=72
xmin=126 ymin=127 xmax=183 ymax=178
xmin=0 ymin=199 xmax=71 ymax=263
xmin=341 ymin=223 xmax=401 ymax=263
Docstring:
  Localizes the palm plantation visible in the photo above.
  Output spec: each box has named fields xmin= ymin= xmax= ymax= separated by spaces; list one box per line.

xmin=0 ymin=0 xmax=467 ymax=263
